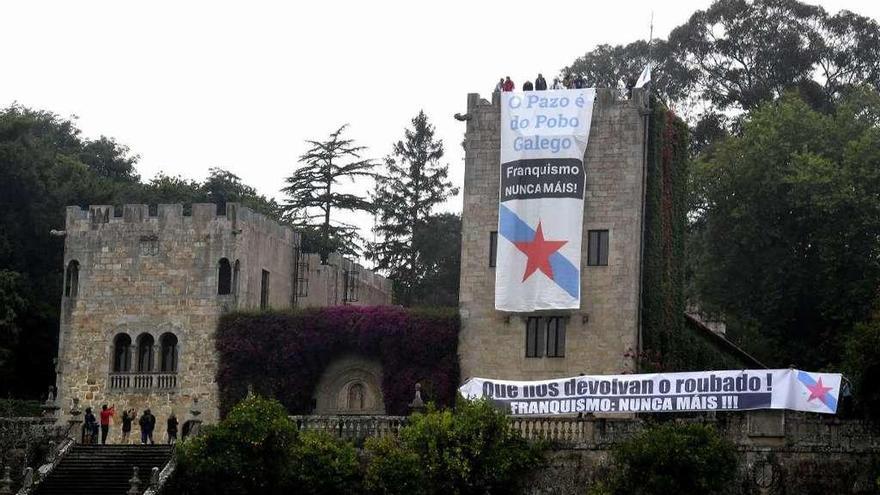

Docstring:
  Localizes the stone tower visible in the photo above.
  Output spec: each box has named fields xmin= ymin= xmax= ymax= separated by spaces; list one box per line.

xmin=458 ymin=89 xmax=649 ymax=381
xmin=55 ymin=203 xmax=390 ymax=440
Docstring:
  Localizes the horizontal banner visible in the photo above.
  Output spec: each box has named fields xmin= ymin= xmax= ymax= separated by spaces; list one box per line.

xmin=459 ymin=369 xmax=841 ymax=415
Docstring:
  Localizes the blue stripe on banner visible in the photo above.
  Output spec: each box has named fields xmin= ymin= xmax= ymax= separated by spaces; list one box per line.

xmin=498 ymin=205 xmax=580 ymax=299
xmin=797 ymin=371 xmax=838 ymax=412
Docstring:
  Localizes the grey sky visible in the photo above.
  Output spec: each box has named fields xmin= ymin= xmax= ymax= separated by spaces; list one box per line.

xmin=2 ymin=0 xmax=878 ymax=259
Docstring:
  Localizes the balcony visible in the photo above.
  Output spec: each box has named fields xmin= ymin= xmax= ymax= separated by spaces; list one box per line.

xmin=108 ymin=372 xmax=177 ymax=391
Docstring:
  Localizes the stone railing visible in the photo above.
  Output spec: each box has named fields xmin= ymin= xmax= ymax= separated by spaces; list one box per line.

xmin=290 ymin=415 xmax=407 ymax=441
xmin=108 ymin=372 xmax=177 ymax=391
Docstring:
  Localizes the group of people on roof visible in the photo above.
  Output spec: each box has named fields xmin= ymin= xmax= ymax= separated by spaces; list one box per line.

xmin=495 ymin=73 xmax=588 ymax=93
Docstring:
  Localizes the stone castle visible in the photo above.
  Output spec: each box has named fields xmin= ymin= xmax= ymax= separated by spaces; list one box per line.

xmin=55 ymin=203 xmax=390 ymax=440
xmin=54 ymin=88 xmax=711 ymax=437
xmin=458 ymin=89 xmax=649 ymax=382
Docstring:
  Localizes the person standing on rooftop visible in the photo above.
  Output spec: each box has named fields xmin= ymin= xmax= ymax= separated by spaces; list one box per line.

xmin=535 ymin=73 xmax=547 ymax=91
xmin=502 ymin=76 xmax=515 ymax=92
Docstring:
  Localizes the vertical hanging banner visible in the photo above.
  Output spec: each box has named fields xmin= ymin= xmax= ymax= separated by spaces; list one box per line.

xmin=496 ymin=89 xmax=596 ymax=311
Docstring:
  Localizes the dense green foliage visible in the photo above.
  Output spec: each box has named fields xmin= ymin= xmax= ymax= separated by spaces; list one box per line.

xmin=639 ymin=105 xmax=688 ymax=370
xmin=216 ymin=306 xmax=460 ymax=416
xmin=371 ymin=111 xmax=459 ymax=306
xmin=0 ymin=399 xmax=42 ymax=417
xmin=842 ymin=315 xmax=880 ymax=418
xmin=689 ymin=90 xmax=880 ymax=368
xmin=565 ymin=0 xmax=880 ymax=127
xmin=174 ymin=395 xmax=299 ymax=494
xmin=594 ymin=423 xmax=738 ymax=495
xmin=364 ymin=399 xmax=543 ymax=495
xmin=0 ymin=105 xmax=285 ymax=399
xmin=282 ymin=124 xmax=376 ymax=262
xmin=173 ymin=395 xmax=361 ymax=495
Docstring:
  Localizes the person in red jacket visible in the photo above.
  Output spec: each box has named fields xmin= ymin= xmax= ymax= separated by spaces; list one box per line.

xmin=502 ymin=76 xmax=515 ymax=92
xmin=99 ymin=404 xmax=115 ymax=444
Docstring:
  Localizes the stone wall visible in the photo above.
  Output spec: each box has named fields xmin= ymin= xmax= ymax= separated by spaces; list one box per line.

xmin=55 ymin=203 xmax=391 ymax=442
xmin=458 ymin=89 xmax=649 ymax=381
xmin=519 ymin=411 xmax=880 ymax=494
xmin=297 ymin=253 xmax=393 ymax=308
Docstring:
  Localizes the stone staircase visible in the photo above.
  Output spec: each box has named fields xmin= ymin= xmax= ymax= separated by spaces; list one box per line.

xmin=30 ymin=444 xmax=173 ymax=495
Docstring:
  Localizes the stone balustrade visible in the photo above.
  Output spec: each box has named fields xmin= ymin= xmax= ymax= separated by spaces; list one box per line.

xmin=290 ymin=415 xmax=407 ymax=441
xmin=108 ymin=373 xmax=177 ymax=391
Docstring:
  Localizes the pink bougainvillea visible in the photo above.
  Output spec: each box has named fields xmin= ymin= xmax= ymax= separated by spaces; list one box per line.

xmin=215 ymin=306 xmax=460 ymax=416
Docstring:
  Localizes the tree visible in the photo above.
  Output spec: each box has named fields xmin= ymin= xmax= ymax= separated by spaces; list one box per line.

xmin=595 ymin=423 xmax=738 ymax=495
xmin=564 ymin=0 xmax=880 ymax=117
xmin=282 ymin=125 xmax=375 ymax=263
xmin=688 ymin=89 xmax=880 ymax=368
xmin=0 ymin=104 xmax=134 ymax=398
xmin=371 ymin=112 xmax=458 ymax=306
xmin=410 ymin=213 xmax=461 ymax=307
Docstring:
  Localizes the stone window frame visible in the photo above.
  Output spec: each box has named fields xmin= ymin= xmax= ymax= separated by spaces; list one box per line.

xmin=64 ymin=259 xmax=80 ymax=298
xmin=218 ymin=258 xmax=233 ymax=295
xmin=587 ymin=229 xmax=610 ymax=266
xmin=105 ymin=325 xmax=185 ymax=377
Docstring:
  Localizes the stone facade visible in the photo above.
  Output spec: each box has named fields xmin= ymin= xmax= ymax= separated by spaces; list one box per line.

xmin=55 ymin=203 xmax=391 ymax=442
xmin=458 ymin=89 xmax=649 ymax=381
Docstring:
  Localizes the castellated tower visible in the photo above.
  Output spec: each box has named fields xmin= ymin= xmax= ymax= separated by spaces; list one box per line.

xmin=55 ymin=203 xmax=391 ymax=441
xmin=458 ymin=89 xmax=649 ymax=381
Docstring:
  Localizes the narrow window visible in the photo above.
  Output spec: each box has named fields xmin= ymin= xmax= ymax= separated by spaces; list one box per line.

xmin=525 ymin=317 xmax=544 ymax=358
xmin=546 ymin=317 xmax=566 ymax=358
xmin=343 ymin=269 xmax=359 ymax=303
xmin=159 ymin=333 xmax=178 ymax=373
xmin=218 ymin=258 xmax=232 ymax=295
xmin=112 ymin=334 xmax=131 ymax=372
xmin=296 ymin=256 xmax=310 ymax=298
xmin=260 ymin=270 xmax=270 ymax=310
xmin=587 ymin=230 xmax=609 ymax=266
xmin=232 ymin=260 xmax=240 ymax=296
xmin=489 ymin=232 xmax=498 ymax=267
xmin=65 ymin=260 xmax=80 ymax=297
xmin=136 ymin=334 xmax=154 ymax=372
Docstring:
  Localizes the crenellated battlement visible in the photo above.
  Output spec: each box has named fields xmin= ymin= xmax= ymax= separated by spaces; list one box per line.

xmin=64 ymin=203 xmax=297 ymax=244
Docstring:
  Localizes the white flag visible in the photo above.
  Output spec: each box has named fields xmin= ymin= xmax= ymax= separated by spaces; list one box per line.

xmin=635 ymin=63 xmax=652 ymax=88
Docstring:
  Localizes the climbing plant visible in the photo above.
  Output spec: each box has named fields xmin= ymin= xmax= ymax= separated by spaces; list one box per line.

xmin=215 ymin=306 xmax=459 ymax=416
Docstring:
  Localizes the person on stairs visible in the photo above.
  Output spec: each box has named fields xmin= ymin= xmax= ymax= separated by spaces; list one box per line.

xmin=167 ymin=412 xmax=179 ymax=445
xmin=121 ymin=408 xmax=135 ymax=444
xmin=82 ymin=407 xmax=98 ymax=444
xmin=99 ymin=404 xmax=115 ymax=444
xmin=139 ymin=409 xmax=156 ymax=445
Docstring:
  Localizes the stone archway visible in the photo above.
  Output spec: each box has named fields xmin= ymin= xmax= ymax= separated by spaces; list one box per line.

xmin=312 ymin=354 xmax=385 ymax=415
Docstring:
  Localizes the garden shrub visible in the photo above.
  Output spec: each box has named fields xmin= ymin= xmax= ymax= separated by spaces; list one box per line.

xmin=0 ymin=399 xmax=42 ymax=417
xmin=290 ymin=430 xmax=362 ymax=495
xmin=598 ymin=422 xmax=738 ymax=495
xmin=172 ymin=395 xmax=299 ymax=495
xmin=365 ymin=399 xmax=544 ymax=495
xmin=216 ymin=305 xmax=459 ymax=415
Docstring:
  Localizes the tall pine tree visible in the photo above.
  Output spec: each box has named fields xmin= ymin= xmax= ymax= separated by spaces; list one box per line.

xmin=371 ymin=111 xmax=459 ymax=306
xmin=282 ymin=125 xmax=375 ymax=263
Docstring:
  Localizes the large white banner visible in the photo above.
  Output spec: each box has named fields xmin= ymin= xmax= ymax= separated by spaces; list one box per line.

xmin=460 ymin=369 xmax=842 ymax=415
xmin=495 ymin=89 xmax=596 ymax=311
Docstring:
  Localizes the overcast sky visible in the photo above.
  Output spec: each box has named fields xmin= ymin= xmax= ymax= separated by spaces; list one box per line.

xmin=2 ymin=0 xmax=878 ymax=257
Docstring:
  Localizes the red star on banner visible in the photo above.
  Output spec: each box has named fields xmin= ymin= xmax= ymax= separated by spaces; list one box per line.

xmin=513 ymin=221 xmax=568 ymax=282
xmin=806 ymin=377 xmax=833 ymax=402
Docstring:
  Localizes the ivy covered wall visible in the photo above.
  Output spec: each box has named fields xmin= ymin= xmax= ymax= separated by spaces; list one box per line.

xmin=641 ymin=102 xmax=749 ymax=371
xmin=216 ymin=306 xmax=459 ymax=416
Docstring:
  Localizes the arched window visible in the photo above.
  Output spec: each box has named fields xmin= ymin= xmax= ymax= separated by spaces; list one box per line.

xmin=160 ymin=333 xmax=178 ymax=373
xmin=347 ymin=383 xmax=365 ymax=411
xmin=65 ymin=260 xmax=79 ymax=297
xmin=136 ymin=334 xmax=154 ymax=372
xmin=232 ymin=260 xmax=240 ymax=296
xmin=218 ymin=258 xmax=232 ymax=295
xmin=112 ymin=334 xmax=131 ymax=372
